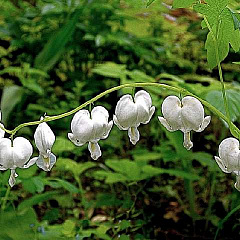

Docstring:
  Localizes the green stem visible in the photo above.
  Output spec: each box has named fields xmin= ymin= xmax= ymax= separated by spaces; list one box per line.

xmin=204 ymin=171 xmax=216 ymax=232
xmin=203 ymin=16 xmax=233 ymax=134
xmin=1 ymin=185 xmax=11 ymax=212
xmin=0 ymin=82 xmax=239 ymax=139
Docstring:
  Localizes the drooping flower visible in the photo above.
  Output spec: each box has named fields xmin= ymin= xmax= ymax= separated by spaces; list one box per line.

xmin=0 ymin=137 xmax=33 ymax=187
xmin=68 ymin=106 xmax=113 ymax=160
xmin=215 ymin=137 xmax=240 ymax=191
xmin=113 ymin=90 xmax=155 ymax=145
xmin=158 ymin=96 xmax=211 ymax=150
xmin=29 ymin=120 xmax=56 ymax=171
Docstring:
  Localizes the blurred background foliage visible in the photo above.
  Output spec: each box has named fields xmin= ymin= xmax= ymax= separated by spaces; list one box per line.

xmin=0 ymin=0 xmax=240 ymax=239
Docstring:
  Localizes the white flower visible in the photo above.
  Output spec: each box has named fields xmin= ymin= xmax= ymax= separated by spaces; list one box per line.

xmin=215 ymin=137 xmax=240 ymax=191
xmin=0 ymin=111 xmax=5 ymax=138
xmin=158 ymin=96 xmax=211 ymax=150
xmin=0 ymin=137 xmax=33 ymax=187
xmin=68 ymin=106 xmax=113 ymax=160
xmin=113 ymin=90 xmax=155 ymax=145
xmin=29 ymin=121 xmax=56 ymax=171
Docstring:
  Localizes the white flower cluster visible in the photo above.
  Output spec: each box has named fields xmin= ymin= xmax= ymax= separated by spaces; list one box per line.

xmin=0 ymin=90 xmax=238 ymax=190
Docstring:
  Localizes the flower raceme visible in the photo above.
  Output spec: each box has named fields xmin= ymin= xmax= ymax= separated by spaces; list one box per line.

xmin=0 ymin=137 xmax=33 ymax=187
xmin=158 ymin=96 xmax=211 ymax=150
xmin=113 ymin=90 xmax=155 ymax=145
xmin=215 ymin=137 xmax=240 ymax=191
xmin=68 ymin=106 xmax=113 ymax=160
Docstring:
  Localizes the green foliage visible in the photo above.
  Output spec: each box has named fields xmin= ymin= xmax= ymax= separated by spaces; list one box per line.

xmin=1 ymin=0 xmax=240 ymax=239
xmin=173 ymin=0 xmax=197 ymax=8
xmin=194 ymin=0 xmax=240 ymax=68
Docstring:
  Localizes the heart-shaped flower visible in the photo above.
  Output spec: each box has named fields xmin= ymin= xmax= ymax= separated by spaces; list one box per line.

xmin=0 ymin=137 xmax=33 ymax=187
xmin=113 ymin=90 xmax=155 ymax=145
xmin=27 ymin=120 xmax=56 ymax=171
xmin=158 ymin=95 xmax=211 ymax=150
xmin=215 ymin=137 xmax=240 ymax=191
xmin=68 ymin=106 xmax=113 ymax=160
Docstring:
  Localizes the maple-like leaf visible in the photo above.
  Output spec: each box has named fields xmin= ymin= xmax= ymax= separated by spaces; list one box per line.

xmin=194 ymin=0 xmax=240 ymax=69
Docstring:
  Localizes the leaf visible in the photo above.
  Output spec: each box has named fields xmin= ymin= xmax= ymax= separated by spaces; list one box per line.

xmin=52 ymin=137 xmax=76 ymax=154
xmin=206 ymin=89 xmax=240 ymax=122
xmin=0 ymin=85 xmax=24 ymax=124
xmin=0 ymin=208 xmax=37 ymax=240
xmin=92 ymin=62 xmax=127 ymax=78
xmin=105 ymin=159 xmax=141 ymax=181
xmin=34 ymin=8 xmax=81 ymax=71
xmin=194 ymin=1 xmax=240 ymax=68
xmin=94 ymin=170 xmax=128 ymax=184
xmin=18 ymin=191 xmax=59 ymax=211
xmin=172 ymin=0 xmax=196 ymax=8
xmin=142 ymin=165 xmax=200 ymax=180
xmin=50 ymin=179 xmax=79 ymax=193
xmin=146 ymin=0 xmax=156 ymax=7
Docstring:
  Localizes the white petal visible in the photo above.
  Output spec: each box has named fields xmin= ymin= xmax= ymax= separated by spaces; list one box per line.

xmin=101 ymin=120 xmax=113 ymax=139
xmin=13 ymin=137 xmax=33 ymax=168
xmin=158 ymin=117 xmax=175 ymax=132
xmin=34 ymin=122 xmax=55 ymax=157
xmin=0 ymin=138 xmax=13 ymax=169
xmin=135 ymin=90 xmax=152 ymax=108
xmin=196 ymin=116 xmax=211 ymax=132
xmin=214 ymin=156 xmax=231 ymax=173
xmin=22 ymin=157 xmax=38 ymax=169
xmin=135 ymin=90 xmax=154 ymax=124
xmin=88 ymin=142 xmax=101 ymax=160
xmin=36 ymin=153 xmax=56 ymax=171
xmin=128 ymin=127 xmax=140 ymax=145
xmin=0 ymin=166 xmax=7 ymax=170
xmin=235 ymin=175 xmax=240 ymax=191
xmin=91 ymin=106 xmax=109 ymax=140
xmin=114 ymin=95 xmax=138 ymax=129
xmin=91 ymin=106 xmax=109 ymax=120
xmin=0 ymin=123 xmax=5 ymax=138
xmin=183 ymin=131 xmax=193 ymax=150
xmin=69 ymin=110 xmax=93 ymax=145
xmin=217 ymin=137 xmax=240 ymax=172
xmin=161 ymin=96 xmax=182 ymax=131
xmin=9 ymin=169 xmax=17 ymax=187
xmin=113 ymin=115 xmax=127 ymax=130
xmin=181 ymin=96 xmax=205 ymax=132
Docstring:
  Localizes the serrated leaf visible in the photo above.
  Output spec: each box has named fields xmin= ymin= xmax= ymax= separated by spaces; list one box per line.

xmin=173 ymin=0 xmax=196 ymax=8
xmin=194 ymin=1 xmax=240 ymax=69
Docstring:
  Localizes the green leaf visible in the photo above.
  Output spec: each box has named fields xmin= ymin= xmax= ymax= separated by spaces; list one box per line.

xmin=194 ymin=1 xmax=240 ymax=68
xmin=142 ymin=165 xmax=200 ymax=180
xmin=94 ymin=170 xmax=128 ymax=184
xmin=206 ymin=89 xmax=240 ymax=122
xmin=34 ymin=8 xmax=81 ymax=71
xmin=50 ymin=179 xmax=79 ymax=193
xmin=173 ymin=0 xmax=196 ymax=8
xmin=0 ymin=208 xmax=37 ymax=240
xmin=0 ymin=85 xmax=24 ymax=124
xmin=18 ymin=191 xmax=59 ymax=211
xmin=146 ymin=0 xmax=156 ymax=7
xmin=105 ymin=159 xmax=141 ymax=181
xmin=52 ymin=137 xmax=76 ymax=154
xmin=92 ymin=62 xmax=127 ymax=78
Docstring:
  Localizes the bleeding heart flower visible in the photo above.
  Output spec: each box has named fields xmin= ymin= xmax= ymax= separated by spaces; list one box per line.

xmin=113 ymin=90 xmax=155 ymax=145
xmin=68 ymin=106 xmax=113 ymax=160
xmin=215 ymin=137 xmax=240 ymax=191
xmin=0 ymin=137 xmax=33 ymax=187
xmin=27 ymin=120 xmax=56 ymax=171
xmin=158 ymin=95 xmax=211 ymax=150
